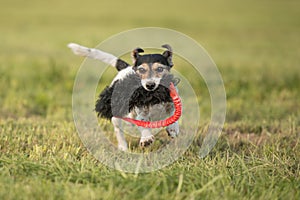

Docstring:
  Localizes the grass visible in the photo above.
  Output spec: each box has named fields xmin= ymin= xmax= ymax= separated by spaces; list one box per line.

xmin=1 ymin=0 xmax=300 ymax=199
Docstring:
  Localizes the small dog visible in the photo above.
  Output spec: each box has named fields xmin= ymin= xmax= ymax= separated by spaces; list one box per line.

xmin=68 ymin=43 xmax=180 ymax=151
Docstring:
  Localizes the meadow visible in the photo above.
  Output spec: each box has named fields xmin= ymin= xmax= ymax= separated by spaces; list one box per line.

xmin=0 ymin=0 xmax=299 ymax=199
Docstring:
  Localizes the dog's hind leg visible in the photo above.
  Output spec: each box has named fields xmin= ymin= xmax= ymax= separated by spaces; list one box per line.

xmin=166 ymin=121 xmax=179 ymax=138
xmin=111 ymin=117 xmax=128 ymax=151
xmin=165 ymin=103 xmax=179 ymax=138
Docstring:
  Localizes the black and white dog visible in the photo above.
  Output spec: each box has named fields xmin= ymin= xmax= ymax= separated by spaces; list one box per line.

xmin=68 ymin=43 xmax=180 ymax=151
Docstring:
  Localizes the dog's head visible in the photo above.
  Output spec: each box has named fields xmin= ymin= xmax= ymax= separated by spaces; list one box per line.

xmin=132 ymin=45 xmax=173 ymax=91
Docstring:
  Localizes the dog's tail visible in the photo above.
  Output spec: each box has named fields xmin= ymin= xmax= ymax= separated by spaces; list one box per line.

xmin=67 ymin=43 xmax=130 ymax=71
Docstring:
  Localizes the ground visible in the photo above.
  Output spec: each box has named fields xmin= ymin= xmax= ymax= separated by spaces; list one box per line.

xmin=0 ymin=0 xmax=299 ymax=199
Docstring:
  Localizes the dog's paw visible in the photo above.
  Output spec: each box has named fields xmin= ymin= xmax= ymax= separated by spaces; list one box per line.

xmin=139 ymin=135 xmax=155 ymax=147
xmin=118 ymin=144 xmax=128 ymax=151
xmin=166 ymin=123 xmax=179 ymax=138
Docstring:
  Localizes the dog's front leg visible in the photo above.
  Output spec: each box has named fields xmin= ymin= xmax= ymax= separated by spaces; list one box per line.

xmin=138 ymin=126 xmax=154 ymax=147
xmin=111 ymin=117 xmax=128 ymax=151
xmin=135 ymin=108 xmax=154 ymax=147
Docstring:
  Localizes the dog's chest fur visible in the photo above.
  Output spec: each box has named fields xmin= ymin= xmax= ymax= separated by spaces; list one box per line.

xmin=95 ymin=73 xmax=175 ymax=119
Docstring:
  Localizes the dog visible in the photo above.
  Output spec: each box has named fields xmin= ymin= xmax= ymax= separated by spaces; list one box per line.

xmin=68 ymin=43 xmax=180 ymax=151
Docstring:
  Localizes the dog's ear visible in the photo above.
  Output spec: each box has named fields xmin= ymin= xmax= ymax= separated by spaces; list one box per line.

xmin=162 ymin=44 xmax=173 ymax=67
xmin=132 ymin=47 xmax=144 ymax=64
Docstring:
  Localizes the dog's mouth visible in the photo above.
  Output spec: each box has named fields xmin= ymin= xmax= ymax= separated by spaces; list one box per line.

xmin=144 ymin=82 xmax=158 ymax=91
xmin=141 ymin=75 xmax=180 ymax=92
xmin=118 ymin=82 xmax=182 ymax=128
xmin=142 ymin=78 xmax=161 ymax=91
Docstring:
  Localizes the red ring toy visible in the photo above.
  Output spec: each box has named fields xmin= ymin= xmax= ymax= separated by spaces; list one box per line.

xmin=118 ymin=82 xmax=182 ymax=128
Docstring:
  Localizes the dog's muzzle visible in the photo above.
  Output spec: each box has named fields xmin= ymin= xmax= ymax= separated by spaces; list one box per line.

xmin=145 ymin=82 xmax=156 ymax=91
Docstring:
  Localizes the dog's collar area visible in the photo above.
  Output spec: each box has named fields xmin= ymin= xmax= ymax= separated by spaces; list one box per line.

xmin=117 ymin=82 xmax=182 ymax=128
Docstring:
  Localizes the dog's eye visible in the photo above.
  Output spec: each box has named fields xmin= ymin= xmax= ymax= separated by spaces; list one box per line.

xmin=138 ymin=68 xmax=147 ymax=74
xmin=156 ymin=67 xmax=164 ymax=73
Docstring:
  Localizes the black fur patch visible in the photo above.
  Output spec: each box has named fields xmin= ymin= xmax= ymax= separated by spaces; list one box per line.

xmin=134 ymin=54 xmax=169 ymax=67
xmin=95 ymin=73 xmax=175 ymax=119
xmin=115 ymin=59 xmax=130 ymax=71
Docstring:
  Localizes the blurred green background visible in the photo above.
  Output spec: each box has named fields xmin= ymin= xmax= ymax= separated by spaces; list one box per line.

xmin=0 ymin=0 xmax=299 ymax=199
xmin=1 ymin=0 xmax=299 ymax=122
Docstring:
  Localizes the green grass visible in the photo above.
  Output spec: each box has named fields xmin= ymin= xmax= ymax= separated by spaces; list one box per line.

xmin=1 ymin=0 xmax=300 ymax=199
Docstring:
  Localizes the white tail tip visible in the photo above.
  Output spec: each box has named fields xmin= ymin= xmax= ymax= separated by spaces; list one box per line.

xmin=67 ymin=43 xmax=91 ymax=57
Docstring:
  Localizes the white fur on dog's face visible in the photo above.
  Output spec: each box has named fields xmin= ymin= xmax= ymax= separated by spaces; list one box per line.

xmin=141 ymin=77 xmax=161 ymax=91
xmin=136 ymin=63 xmax=170 ymax=91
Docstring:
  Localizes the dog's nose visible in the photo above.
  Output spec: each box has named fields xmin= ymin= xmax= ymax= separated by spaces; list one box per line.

xmin=146 ymin=82 xmax=156 ymax=90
